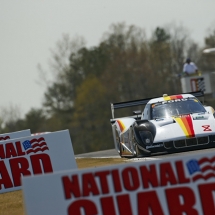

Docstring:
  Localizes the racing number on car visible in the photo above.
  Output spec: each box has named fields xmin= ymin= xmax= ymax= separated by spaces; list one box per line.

xmin=202 ymin=125 xmax=212 ymax=131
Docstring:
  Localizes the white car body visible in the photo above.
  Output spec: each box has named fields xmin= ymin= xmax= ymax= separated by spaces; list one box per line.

xmin=110 ymin=91 xmax=215 ymax=158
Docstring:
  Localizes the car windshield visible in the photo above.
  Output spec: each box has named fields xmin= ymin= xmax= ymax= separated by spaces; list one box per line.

xmin=151 ymin=98 xmax=206 ymax=119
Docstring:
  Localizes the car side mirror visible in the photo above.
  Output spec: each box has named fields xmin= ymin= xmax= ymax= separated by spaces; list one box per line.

xmin=133 ymin=110 xmax=142 ymax=115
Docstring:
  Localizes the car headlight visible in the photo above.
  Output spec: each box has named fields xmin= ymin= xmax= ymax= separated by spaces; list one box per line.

xmin=139 ymin=131 xmax=153 ymax=146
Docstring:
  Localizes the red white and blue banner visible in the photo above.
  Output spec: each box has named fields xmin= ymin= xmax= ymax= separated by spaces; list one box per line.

xmin=0 ymin=130 xmax=77 ymax=194
xmin=23 ymin=151 xmax=215 ymax=215
xmin=0 ymin=129 xmax=31 ymax=141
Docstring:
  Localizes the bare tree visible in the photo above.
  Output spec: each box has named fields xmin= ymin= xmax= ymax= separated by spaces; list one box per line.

xmin=37 ymin=34 xmax=86 ymax=88
xmin=0 ymin=104 xmax=22 ymax=131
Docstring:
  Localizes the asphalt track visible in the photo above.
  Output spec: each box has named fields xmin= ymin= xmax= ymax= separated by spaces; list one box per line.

xmin=75 ymin=147 xmax=215 ymax=161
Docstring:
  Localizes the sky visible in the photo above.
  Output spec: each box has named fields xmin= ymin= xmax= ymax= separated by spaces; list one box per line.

xmin=1 ymin=0 xmax=215 ymax=117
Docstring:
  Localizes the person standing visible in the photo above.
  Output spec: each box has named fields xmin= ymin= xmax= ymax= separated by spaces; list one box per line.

xmin=183 ymin=58 xmax=198 ymax=76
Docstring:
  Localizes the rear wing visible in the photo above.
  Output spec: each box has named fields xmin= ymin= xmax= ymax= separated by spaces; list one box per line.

xmin=110 ymin=91 xmax=204 ymax=119
xmin=191 ymin=90 xmax=204 ymax=104
xmin=110 ymin=98 xmax=150 ymax=119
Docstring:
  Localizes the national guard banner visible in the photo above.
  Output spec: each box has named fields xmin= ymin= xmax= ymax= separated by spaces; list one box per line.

xmin=23 ymin=151 xmax=215 ymax=215
xmin=0 ymin=129 xmax=31 ymax=141
xmin=0 ymin=129 xmax=77 ymax=194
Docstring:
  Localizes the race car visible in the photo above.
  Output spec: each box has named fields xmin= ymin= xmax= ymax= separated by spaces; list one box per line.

xmin=110 ymin=91 xmax=215 ymax=158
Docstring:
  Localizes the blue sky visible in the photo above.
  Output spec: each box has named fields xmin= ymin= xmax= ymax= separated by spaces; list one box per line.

xmin=1 ymin=0 xmax=215 ymax=117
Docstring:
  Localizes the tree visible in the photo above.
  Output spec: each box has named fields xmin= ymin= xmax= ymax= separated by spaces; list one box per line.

xmin=168 ymin=24 xmax=190 ymax=74
xmin=42 ymin=35 xmax=86 ymax=114
xmin=152 ymin=27 xmax=170 ymax=43
xmin=43 ymin=83 xmax=73 ymax=114
xmin=205 ymin=28 xmax=215 ymax=47
xmin=40 ymin=22 xmax=199 ymax=154
xmin=199 ymin=27 xmax=215 ymax=71
xmin=100 ymin=23 xmax=152 ymax=102
xmin=70 ymin=76 xmax=112 ymax=153
xmin=148 ymin=27 xmax=175 ymax=94
xmin=24 ymin=108 xmax=47 ymax=133
xmin=0 ymin=104 xmax=23 ymax=133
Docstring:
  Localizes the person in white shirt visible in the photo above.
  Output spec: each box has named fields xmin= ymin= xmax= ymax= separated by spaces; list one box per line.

xmin=183 ymin=58 xmax=198 ymax=76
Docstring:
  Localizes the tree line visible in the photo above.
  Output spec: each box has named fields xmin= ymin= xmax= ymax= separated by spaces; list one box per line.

xmin=1 ymin=23 xmax=215 ymax=154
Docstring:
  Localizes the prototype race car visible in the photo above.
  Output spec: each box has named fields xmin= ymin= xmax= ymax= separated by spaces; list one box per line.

xmin=110 ymin=91 xmax=215 ymax=158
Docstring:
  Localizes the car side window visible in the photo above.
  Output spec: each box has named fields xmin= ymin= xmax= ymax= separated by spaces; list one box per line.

xmin=142 ymin=104 xmax=150 ymax=120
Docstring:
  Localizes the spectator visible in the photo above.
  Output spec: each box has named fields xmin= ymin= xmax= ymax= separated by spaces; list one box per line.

xmin=183 ymin=58 xmax=198 ymax=76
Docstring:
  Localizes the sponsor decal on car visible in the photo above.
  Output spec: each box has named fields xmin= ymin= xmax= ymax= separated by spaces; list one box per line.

xmin=153 ymin=98 xmax=190 ymax=107
xmin=194 ymin=115 xmax=205 ymax=120
xmin=146 ymin=143 xmax=164 ymax=149
xmin=202 ymin=125 xmax=212 ymax=131
xmin=173 ymin=115 xmax=195 ymax=138
xmin=163 ymin=94 xmax=183 ymax=101
xmin=116 ymin=120 xmax=126 ymax=133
